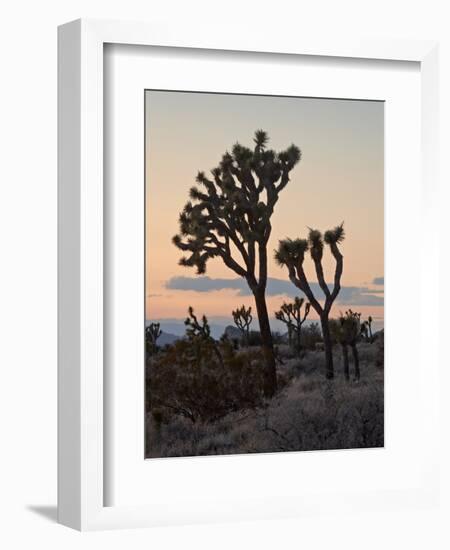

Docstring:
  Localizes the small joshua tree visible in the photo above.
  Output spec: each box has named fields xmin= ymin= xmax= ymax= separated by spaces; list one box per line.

xmin=173 ymin=130 xmax=302 ymax=397
xmin=185 ymin=306 xmax=211 ymax=340
xmin=275 ymin=223 xmax=344 ymax=379
xmin=344 ymin=309 xmax=361 ymax=380
xmin=275 ymin=297 xmax=310 ymax=356
xmin=232 ymin=305 xmax=253 ymax=346
xmin=361 ymin=315 xmax=373 ymax=343
xmin=185 ymin=306 xmax=223 ymax=367
xmin=360 ymin=321 xmax=368 ymax=342
xmin=145 ymin=322 xmax=162 ymax=356
xmin=367 ymin=315 xmax=373 ymax=343
xmin=330 ymin=310 xmax=361 ymax=381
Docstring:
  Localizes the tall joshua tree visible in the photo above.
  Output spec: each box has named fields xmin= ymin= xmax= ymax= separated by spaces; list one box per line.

xmin=275 ymin=297 xmax=310 ymax=356
xmin=232 ymin=305 xmax=252 ymax=346
xmin=173 ymin=130 xmax=302 ymax=397
xmin=275 ymin=224 xmax=345 ymax=379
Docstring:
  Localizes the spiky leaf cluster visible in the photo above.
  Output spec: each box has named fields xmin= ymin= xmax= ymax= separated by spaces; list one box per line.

xmin=324 ymin=223 xmax=345 ymax=245
xmin=274 ymin=238 xmax=308 ymax=267
xmin=173 ymin=130 xmax=302 ymax=277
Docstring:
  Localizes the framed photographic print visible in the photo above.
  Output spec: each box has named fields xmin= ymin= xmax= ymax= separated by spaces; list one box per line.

xmin=144 ymin=90 xmax=384 ymax=459
xmin=58 ymin=19 xmax=440 ymax=530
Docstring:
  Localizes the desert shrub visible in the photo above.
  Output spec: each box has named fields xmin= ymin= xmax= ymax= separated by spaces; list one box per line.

xmin=147 ymin=336 xmax=266 ymax=424
xmin=271 ymin=331 xmax=284 ymax=345
xmin=277 ymin=343 xmax=298 ymax=360
xmin=146 ymin=364 xmax=384 ymax=458
xmin=375 ymin=330 xmax=384 ymax=369
xmin=147 ymin=376 xmax=384 ymax=457
xmin=247 ymin=376 xmax=384 ymax=453
xmin=356 ymin=342 xmax=378 ymax=363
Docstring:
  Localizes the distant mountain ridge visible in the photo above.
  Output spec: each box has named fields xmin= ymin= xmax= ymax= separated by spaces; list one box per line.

xmin=158 ymin=331 xmax=180 ymax=346
xmin=146 ymin=317 xmax=385 ymax=341
xmin=146 ymin=319 xmax=228 ymax=340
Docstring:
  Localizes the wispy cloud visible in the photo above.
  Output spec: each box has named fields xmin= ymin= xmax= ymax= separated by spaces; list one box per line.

xmin=166 ymin=276 xmax=384 ymax=306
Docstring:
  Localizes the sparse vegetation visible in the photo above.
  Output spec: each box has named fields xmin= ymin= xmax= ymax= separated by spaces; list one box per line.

xmin=146 ymin=339 xmax=383 ymax=458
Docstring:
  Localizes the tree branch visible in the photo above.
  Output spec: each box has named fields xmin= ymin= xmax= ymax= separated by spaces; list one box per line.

xmin=328 ymin=242 xmax=343 ymax=305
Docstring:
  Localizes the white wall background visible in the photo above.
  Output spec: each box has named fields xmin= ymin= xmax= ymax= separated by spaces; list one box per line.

xmin=0 ymin=1 xmax=449 ymax=548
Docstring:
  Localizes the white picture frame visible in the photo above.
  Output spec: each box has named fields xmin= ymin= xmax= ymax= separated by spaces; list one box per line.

xmin=58 ymin=18 xmax=440 ymax=531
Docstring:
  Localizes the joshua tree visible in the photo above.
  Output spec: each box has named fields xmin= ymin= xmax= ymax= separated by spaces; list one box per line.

xmin=330 ymin=310 xmax=361 ymax=381
xmin=274 ymin=224 xmax=345 ymax=379
xmin=275 ymin=297 xmax=311 ymax=356
xmin=185 ymin=306 xmax=224 ymax=367
xmin=361 ymin=315 xmax=373 ymax=343
xmin=145 ymin=322 xmax=162 ymax=356
xmin=232 ymin=305 xmax=253 ymax=346
xmin=360 ymin=321 xmax=368 ymax=342
xmin=367 ymin=315 xmax=373 ymax=343
xmin=173 ymin=130 xmax=302 ymax=397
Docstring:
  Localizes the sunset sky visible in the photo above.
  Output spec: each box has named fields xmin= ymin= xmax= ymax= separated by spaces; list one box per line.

xmin=145 ymin=91 xmax=384 ymax=333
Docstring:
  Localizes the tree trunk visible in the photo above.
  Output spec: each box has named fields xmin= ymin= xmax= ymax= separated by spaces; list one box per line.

xmin=320 ymin=314 xmax=334 ymax=379
xmin=296 ymin=326 xmax=302 ymax=357
xmin=341 ymin=343 xmax=349 ymax=381
xmin=351 ymin=343 xmax=360 ymax=380
xmin=253 ymin=289 xmax=277 ymax=397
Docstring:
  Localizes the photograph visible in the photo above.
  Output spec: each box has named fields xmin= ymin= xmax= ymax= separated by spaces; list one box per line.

xmin=144 ymin=90 xmax=384 ymax=459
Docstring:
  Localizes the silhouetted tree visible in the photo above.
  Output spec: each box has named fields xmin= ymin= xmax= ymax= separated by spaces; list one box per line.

xmin=173 ymin=130 xmax=302 ymax=396
xmin=185 ymin=306 xmax=223 ymax=368
xmin=275 ymin=297 xmax=310 ymax=356
xmin=360 ymin=321 xmax=368 ymax=342
xmin=330 ymin=309 xmax=361 ymax=381
xmin=232 ymin=305 xmax=253 ymax=346
xmin=367 ymin=315 xmax=373 ymax=343
xmin=146 ymin=322 xmax=162 ymax=356
xmin=275 ymin=223 xmax=345 ymax=379
xmin=361 ymin=315 xmax=373 ymax=343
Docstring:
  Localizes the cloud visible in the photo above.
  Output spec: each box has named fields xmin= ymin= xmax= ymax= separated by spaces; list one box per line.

xmin=372 ymin=277 xmax=384 ymax=285
xmin=166 ymin=276 xmax=247 ymax=294
xmin=166 ymin=276 xmax=384 ymax=306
